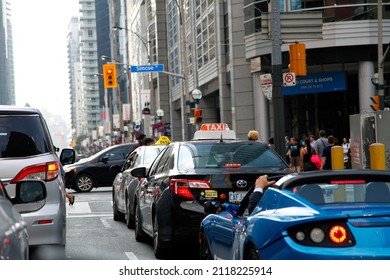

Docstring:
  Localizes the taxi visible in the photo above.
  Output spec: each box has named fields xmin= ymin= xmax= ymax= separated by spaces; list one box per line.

xmin=130 ymin=123 xmax=292 ymax=259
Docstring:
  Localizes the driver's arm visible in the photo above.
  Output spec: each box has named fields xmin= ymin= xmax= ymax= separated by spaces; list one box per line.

xmin=247 ymin=175 xmax=276 ymax=214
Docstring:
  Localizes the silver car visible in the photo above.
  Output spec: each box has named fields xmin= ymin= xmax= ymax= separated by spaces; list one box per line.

xmin=112 ymin=145 xmax=164 ymax=228
xmin=0 ymin=106 xmax=75 ymax=247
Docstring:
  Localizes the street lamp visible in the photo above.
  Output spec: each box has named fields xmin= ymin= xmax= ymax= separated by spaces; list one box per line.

xmin=156 ymin=109 xmax=164 ymax=120
xmin=191 ymin=89 xmax=202 ymax=104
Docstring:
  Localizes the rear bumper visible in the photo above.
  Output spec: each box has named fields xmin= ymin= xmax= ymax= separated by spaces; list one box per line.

xmin=22 ymin=202 xmax=66 ymax=246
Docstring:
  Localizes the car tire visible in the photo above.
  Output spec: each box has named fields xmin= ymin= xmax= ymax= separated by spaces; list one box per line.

xmin=199 ymin=230 xmax=213 ymax=260
xmin=125 ymin=196 xmax=135 ymax=229
xmin=246 ymin=246 xmax=260 ymax=260
xmin=134 ymin=203 xmax=147 ymax=242
xmin=74 ymin=174 xmax=94 ymax=192
xmin=153 ymin=214 xmax=170 ymax=259
xmin=113 ymin=191 xmax=125 ymax=222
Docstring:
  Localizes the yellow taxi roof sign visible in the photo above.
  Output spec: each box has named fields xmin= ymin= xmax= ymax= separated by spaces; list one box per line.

xmin=193 ymin=123 xmax=236 ymax=140
xmin=155 ymin=136 xmax=171 ymax=145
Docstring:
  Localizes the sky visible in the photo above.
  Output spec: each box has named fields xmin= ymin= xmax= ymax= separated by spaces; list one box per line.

xmin=11 ymin=0 xmax=79 ymax=120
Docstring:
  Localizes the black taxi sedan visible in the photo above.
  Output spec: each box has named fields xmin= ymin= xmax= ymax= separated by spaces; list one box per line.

xmin=131 ymin=123 xmax=292 ymax=259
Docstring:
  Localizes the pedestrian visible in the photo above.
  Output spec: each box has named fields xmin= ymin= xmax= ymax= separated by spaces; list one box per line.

xmin=284 ymin=136 xmax=290 ymax=165
xmin=321 ymin=135 xmax=335 ymax=170
xmin=300 ymin=138 xmax=317 ymax=171
xmin=143 ymin=137 xmax=155 ymax=146
xmin=342 ymin=137 xmax=350 ymax=168
xmin=313 ymin=130 xmax=328 ymax=157
xmin=248 ymin=130 xmax=259 ymax=141
xmin=309 ymin=134 xmax=316 ymax=148
xmin=287 ymin=136 xmax=301 ymax=172
xmin=136 ymin=133 xmax=146 ymax=147
xmin=268 ymin=136 xmax=275 ymax=149
xmin=66 ymin=192 xmax=75 ymax=206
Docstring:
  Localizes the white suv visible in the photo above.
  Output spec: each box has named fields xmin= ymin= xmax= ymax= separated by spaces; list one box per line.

xmin=0 ymin=106 xmax=75 ymax=247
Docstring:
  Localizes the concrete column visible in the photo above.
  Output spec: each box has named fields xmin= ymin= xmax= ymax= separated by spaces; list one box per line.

xmin=358 ymin=61 xmax=375 ymax=113
xmin=253 ymin=73 xmax=270 ymax=142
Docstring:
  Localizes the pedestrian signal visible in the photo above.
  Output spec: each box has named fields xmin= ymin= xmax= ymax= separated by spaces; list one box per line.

xmin=289 ymin=43 xmax=306 ymax=76
xmin=194 ymin=109 xmax=202 ymax=123
xmin=370 ymin=95 xmax=380 ymax=111
xmin=103 ymin=64 xmax=118 ymax=88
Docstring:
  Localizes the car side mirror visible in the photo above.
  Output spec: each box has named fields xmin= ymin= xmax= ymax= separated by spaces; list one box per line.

xmin=101 ymin=156 xmax=109 ymax=164
xmin=60 ymin=148 xmax=76 ymax=165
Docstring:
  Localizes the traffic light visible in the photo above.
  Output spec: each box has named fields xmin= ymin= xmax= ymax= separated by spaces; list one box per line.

xmin=288 ymin=43 xmax=307 ymax=76
xmin=370 ymin=95 xmax=380 ymax=111
xmin=103 ymin=64 xmax=118 ymax=88
xmin=194 ymin=108 xmax=202 ymax=123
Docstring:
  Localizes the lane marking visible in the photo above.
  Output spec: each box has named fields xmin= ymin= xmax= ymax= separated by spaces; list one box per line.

xmin=125 ymin=252 xmax=139 ymax=260
xmin=100 ymin=217 xmax=112 ymax=228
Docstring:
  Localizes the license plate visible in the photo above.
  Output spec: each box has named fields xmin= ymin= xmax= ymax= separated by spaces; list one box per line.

xmin=229 ymin=191 xmax=246 ymax=203
xmin=204 ymin=190 xmax=218 ymax=198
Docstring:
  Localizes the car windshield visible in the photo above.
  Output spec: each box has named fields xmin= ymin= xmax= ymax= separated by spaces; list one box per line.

xmin=177 ymin=141 xmax=287 ymax=172
xmin=289 ymin=181 xmax=390 ymax=205
xmin=0 ymin=115 xmax=52 ymax=158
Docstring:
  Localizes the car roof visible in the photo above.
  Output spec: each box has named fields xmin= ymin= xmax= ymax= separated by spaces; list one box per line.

xmin=0 ymin=105 xmax=42 ymax=115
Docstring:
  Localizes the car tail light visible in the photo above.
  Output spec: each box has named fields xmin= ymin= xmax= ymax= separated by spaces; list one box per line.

xmin=328 ymin=225 xmax=348 ymax=244
xmin=289 ymin=220 xmax=355 ymax=247
xmin=169 ymin=179 xmax=211 ymax=199
xmin=11 ymin=162 xmax=60 ymax=183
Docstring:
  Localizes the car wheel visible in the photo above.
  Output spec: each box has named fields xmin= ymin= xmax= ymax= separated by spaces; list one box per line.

xmin=199 ymin=231 xmax=213 ymax=260
xmin=125 ymin=196 xmax=135 ymax=229
xmin=113 ymin=191 xmax=125 ymax=222
xmin=74 ymin=174 xmax=94 ymax=192
xmin=153 ymin=214 xmax=170 ymax=259
xmin=134 ymin=203 xmax=147 ymax=242
xmin=246 ymin=246 xmax=260 ymax=260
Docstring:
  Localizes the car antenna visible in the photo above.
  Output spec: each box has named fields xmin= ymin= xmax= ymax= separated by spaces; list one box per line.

xmin=219 ymin=133 xmax=223 ymax=142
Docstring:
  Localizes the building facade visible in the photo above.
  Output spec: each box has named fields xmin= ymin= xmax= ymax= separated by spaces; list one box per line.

xmin=0 ymin=0 xmax=15 ymax=105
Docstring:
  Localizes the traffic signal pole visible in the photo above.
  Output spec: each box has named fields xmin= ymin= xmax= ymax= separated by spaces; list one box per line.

xmin=270 ymin=0 xmax=286 ymax=157
xmin=378 ymin=0 xmax=385 ymax=111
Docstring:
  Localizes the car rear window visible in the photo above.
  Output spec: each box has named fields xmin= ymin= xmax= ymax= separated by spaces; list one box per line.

xmin=290 ymin=181 xmax=390 ymax=205
xmin=178 ymin=142 xmax=288 ymax=171
xmin=0 ymin=115 xmax=53 ymax=158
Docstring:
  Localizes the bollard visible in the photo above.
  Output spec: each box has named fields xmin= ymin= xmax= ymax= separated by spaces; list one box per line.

xmin=331 ymin=146 xmax=344 ymax=170
xmin=369 ymin=143 xmax=385 ymax=170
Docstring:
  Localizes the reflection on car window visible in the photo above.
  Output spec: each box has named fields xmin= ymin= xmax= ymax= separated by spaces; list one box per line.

xmin=0 ymin=115 xmax=51 ymax=158
xmin=177 ymin=142 xmax=286 ymax=171
xmin=292 ymin=181 xmax=390 ymax=205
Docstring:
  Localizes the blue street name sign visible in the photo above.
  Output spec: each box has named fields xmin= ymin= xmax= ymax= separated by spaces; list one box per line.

xmin=130 ymin=64 xmax=164 ymax=73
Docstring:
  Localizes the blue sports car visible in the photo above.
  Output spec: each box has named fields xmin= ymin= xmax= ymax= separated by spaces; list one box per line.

xmin=200 ymin=169 xmax=390 ymax=260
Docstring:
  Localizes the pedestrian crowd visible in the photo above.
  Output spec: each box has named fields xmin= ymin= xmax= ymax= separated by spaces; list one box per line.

xmin=249 ymin=129 xmax=351 ymax=172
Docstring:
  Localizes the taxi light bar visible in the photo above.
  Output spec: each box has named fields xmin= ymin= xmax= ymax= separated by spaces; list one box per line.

xmin=193 ymin=123 xmax=237 ymax=140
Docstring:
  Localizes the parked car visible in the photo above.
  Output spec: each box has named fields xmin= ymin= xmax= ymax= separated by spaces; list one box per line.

xmin=130 ymin=123 xmax=291 ymax=259
xmin=0 ymin=105 xmax=75 ymax=247
xmin=0 ymin=180 xmax=47 ymax=259
xmin=200 ymin=169 xmax=390 ymax=260
xmin=112 ymin=145 xmax=164 ymax=228
xmin=64 ymin=143 xmax=137 ymax=192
